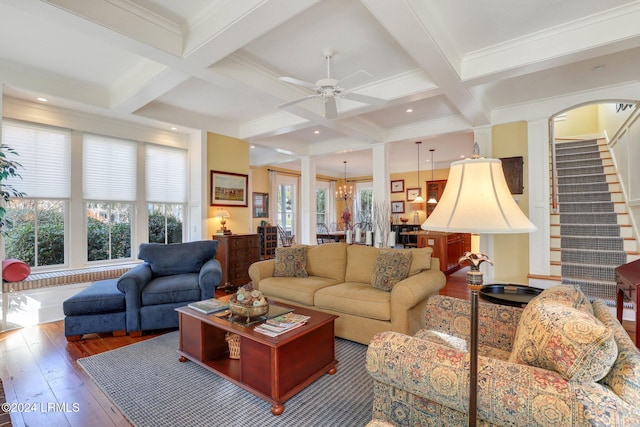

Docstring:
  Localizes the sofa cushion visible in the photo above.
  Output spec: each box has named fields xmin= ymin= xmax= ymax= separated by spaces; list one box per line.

xmin=138 ymin=240 xmax=217 ymax=277
xmin=306 ymin=243 xmax=347 ymax=281
xmin=259 ymin=276 xmax=340 ymax=306
xmin=370 ymin=249 xmax=412 ymax=291
xmin=273 ymin=246 xmax=308 ymax=277
xmin=509 ymin=299 xmax=618 ymax=382
xmin=315 ymin=282 xmax=391 ymax=321
xmin=345 ymin=245 xmax=379 ymax=283
xmin=393 ymin=247 xmax=432 ymax=276
xmin=407 ymin=247 xmax=432 ymax=275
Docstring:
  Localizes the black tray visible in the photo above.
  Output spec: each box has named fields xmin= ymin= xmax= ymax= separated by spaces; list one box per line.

xmin=479 ymin=284 xmax=543 ymax=307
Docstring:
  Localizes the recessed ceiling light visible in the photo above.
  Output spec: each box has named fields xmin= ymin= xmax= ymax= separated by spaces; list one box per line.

xmin=314 ymin=130 xmax=320 ymax=134
xmin=406 ymin=108 xmax=413 ymax=113
xmin=250 ymin=145 xmax=255 ymax=149
xmin=36 ymin=97 xmax=48 ymax=102
xmin=170 ymin=126 xmax=178 ymax=131
xmin=460 ymin=155 xmax=465 ymax=158
xmin=276 ymin=148 xmax=294 ymax=155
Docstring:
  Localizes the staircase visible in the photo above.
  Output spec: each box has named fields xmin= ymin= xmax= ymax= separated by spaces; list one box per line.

xmin=551 ymin=138 xmax=639 ymax=305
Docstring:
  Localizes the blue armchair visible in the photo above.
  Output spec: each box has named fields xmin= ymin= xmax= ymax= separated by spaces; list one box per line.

xmin=117 ymin=240 xmax=222 ymax=335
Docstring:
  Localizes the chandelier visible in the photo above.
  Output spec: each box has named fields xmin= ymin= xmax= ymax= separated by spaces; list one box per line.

xmin=336 ymin=161 xmax=353 ymax=202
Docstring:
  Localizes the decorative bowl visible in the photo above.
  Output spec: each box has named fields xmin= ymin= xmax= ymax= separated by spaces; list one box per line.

xmin=400 ymin=217 xmax=409 ymax=223
xmin=229 ymin=301 xmax=269 ymax=321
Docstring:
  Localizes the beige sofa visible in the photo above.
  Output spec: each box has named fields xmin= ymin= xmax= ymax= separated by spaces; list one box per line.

xmin=248 ymin=243 xmax=446 ymax=345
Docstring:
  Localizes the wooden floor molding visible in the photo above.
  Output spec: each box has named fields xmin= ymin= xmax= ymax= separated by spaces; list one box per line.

xmin=0 ymin=276 xmax=635 ymax=426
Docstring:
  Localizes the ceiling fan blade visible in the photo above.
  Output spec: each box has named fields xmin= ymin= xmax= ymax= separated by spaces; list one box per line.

xmin=277 ymin=94 xmax=320 ymax=109
xmin=324 ymin=98 xmax=338 ymax=119
xmin=342 ymin=92 xmax=386 ymax=107
xmin=336 ymin=70 xmax=372 ymax=89
xmin=278 ymin=76 xmax=318 ymax=91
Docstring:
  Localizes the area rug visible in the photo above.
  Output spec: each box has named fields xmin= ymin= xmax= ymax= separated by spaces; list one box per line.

xmin=78 ymin=332 xmax=372 ymax=427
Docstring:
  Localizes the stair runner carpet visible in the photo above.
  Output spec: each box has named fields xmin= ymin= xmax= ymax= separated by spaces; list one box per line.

xmin=556 ymin=139 xmax=627 ymax=305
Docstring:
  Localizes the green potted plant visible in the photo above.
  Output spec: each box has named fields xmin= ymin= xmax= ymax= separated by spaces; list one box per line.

xmin=0 ymin=143 xmax=25 ymax=231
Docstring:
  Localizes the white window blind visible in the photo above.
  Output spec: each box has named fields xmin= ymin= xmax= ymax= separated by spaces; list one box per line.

xmin=145 ymin=143 xmax=187 ymax=203
xmin=2 ymin=119 xmax=71 ymax=198
xmin=83 ymin=134 xmax=136 ymax=201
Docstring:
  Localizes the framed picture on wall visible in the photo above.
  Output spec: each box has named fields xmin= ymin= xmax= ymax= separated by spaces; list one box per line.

xmin=391 ymin=200 xmax=405 ymax=214
xmin=390 ymin=179 xmax=404 ymax=193
xmin=210 ymin=170 xmax=248 ymax=207
xmin=406 ymin=188 xmax=422 ymax=202
xmin=252 ymin=192 xmax=269 ymax=218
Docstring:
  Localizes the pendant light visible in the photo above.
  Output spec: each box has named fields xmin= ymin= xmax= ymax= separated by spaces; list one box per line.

xmin=427 ymin=148 xmax=438 ymax=204
xmin=413 ymin=141 xmax=425 ymax=203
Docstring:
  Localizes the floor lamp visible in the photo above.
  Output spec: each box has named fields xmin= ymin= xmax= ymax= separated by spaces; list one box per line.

xmin=421 ymin=146 xmax=536 ymax=426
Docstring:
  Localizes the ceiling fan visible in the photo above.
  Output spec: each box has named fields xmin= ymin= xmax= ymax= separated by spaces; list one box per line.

xmin=277 ymin=48 xmax=386 ymax=119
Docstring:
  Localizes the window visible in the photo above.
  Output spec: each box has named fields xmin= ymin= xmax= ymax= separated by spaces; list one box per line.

xmin=355 ymin=183 xmax=373 ymax=224
xmin=315 ymin=181 xmax=329 ymax=225
xmin=146 ymin=144 xmax=187 ymax=243
xmin=276 ymin=176 xmax=297 ymax=237
xmin=2 ymin=120 xmax=71 ymax=268
xmin=148 ymin=203 xmax=183 ymax=244
xmin=83 ymin=134 xmax=136 ymax=262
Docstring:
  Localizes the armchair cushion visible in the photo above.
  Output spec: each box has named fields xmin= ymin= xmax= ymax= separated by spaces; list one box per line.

xmin=138 ymin=240 xmax=217 ymax=277
xmin=509 ymin=299 xmax=618 ymax=382
xmin=140 ymin=274 xmax=201 ymax=306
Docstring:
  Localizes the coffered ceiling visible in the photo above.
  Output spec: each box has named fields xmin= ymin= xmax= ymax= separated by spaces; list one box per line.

xmin=1 ymin=0 xmax=640 ymax=177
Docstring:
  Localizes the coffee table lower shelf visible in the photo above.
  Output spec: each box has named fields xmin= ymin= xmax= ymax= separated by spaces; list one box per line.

xmin=176 ymin=305 xmax=338 ymax=415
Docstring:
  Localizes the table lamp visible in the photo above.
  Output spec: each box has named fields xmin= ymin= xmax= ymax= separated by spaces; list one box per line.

xmin=215 ymin=209 xmax=231 ymax=235
xmin=421 ymin=144 xmax=536 ymax=426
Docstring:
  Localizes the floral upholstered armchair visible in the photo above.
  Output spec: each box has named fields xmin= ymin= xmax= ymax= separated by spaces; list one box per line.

xmin=366 ymin=286 xmax=640 ymax=426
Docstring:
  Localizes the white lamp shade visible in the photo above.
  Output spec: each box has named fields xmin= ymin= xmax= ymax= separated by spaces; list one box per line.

xmin=421 ymin=157 xmax=537 ymax=234
xmin=215 ymin=209 xmax=230 ymax=218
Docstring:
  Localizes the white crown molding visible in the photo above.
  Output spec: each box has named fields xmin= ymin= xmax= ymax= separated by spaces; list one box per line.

xmin=462 ymin=2 xmax=640 ymax=81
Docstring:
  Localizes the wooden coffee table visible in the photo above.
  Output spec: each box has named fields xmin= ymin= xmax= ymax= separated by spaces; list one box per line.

xmin=175 ymin=303 xmax=338 ymax=415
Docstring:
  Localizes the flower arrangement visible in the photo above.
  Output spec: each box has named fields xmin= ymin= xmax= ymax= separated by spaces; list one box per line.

xmin=341 ymin=209 xmax=351 ymax=228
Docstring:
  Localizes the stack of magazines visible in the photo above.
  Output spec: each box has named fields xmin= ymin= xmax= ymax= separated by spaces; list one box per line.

xmin=255 ymin=312 xmax=311 ymax=337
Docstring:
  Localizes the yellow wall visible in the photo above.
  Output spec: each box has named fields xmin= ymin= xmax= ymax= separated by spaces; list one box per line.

xmin=389 ymin=168 xmax=448 ymax=224
xmin=554 ymin=104 xmax=599 ymax=138
xmin=492 ymin=121 xmax=531 ymax=283
xmin=207 ymin=132 xmax=250 ymax=237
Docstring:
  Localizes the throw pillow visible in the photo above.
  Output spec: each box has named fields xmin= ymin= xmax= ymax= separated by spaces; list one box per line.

xmin=532 ymin=284 xmax=593 ymax=315
xmin=509 ymin=300 xmax=618 ymax=382
xmin=370 ymin=249 xmax=412 ymax=291
xmin=273 ymin=246 xmax=309 ymax=277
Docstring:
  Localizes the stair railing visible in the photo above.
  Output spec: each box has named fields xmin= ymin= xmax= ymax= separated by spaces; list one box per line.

xmin=549 ymin=117 xmax=559 ymax=213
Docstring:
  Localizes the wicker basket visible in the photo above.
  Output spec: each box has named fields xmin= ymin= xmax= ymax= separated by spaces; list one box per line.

xmin=225 ymin=332 xmax=240 ymax=359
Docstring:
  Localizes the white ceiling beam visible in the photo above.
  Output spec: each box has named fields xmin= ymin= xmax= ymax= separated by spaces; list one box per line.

xmin=462 ymin=2 xmax=640 ymax=82
xmin=362 ymin=0 xmax=491 ymax=127
xmin=386 ymin=115 xmax=472 ymax=144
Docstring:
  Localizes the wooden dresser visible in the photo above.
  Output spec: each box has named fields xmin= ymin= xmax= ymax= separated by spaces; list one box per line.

xmin=417 ymin=232 xmax=469 ymax=275
xmin=213 ymin=234 xmax=260 ymax=292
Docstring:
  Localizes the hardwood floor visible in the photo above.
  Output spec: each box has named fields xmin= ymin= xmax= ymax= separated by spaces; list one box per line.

xmin=0 ymin=277 xmax=635 ymax=426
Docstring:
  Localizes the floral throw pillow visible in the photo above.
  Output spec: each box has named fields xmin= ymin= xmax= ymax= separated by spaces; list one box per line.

xmin=273 ymin=247 xmax=308 ymax=277
xmin=509 ymin=300 xmax=618 ymax=382
xmin=370 ymin=249 xmax=412 ymax=291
